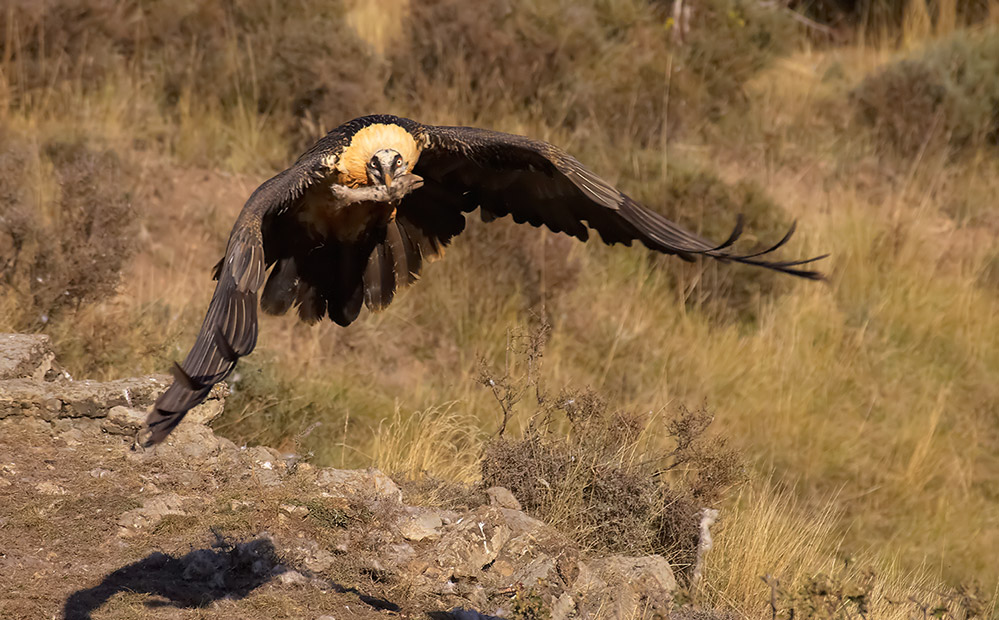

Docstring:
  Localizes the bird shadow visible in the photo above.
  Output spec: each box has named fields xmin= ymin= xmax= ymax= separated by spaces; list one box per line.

xmin=63 ymin=535 xmax=399 ymax=619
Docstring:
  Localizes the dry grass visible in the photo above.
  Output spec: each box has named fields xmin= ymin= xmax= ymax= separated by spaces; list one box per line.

xmin=3 ymin=0 xmax=999 ymax=617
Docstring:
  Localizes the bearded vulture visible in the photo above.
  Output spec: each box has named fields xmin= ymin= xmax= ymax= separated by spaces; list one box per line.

xmin=144 ymin=114 xmax=824 ymax=445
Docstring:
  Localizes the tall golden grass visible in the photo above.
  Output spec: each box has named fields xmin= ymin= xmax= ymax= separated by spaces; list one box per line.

xmin=2 ymin=0 xmax=998 ymax=616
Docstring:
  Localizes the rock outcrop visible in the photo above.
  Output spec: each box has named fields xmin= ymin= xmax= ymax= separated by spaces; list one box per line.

xmin=0 ymin=334 xmax=678 ymax=619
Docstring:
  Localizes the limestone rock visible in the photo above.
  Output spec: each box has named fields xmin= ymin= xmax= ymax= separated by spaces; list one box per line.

xmin=276 ymin=569 xmax=310 ymax=586
xmin=35 ymin=481 xmax=68 ymax=495
xmin=315 ymin=467 xmax=402 ymax=502
xmin=0 ymin=334 xmax=55 ymax=381
xmin=102 ymin=406 xmax=146 ymax=435
xmin=434 ymin=506 xmax=513 ymax=579
xmin=574 ymin=554 xmax=677 ymax=618
xmin=552 ymin=592 xmax=576 ymax=620
xmin=118 ymin=492 xmax=188 ymax=534
xmin=399 ymin=507 xmax=444 ymax=541
xmin=486 ymin=486 xmax=521 ymax=511
xmin=0 ymin=375 xmax=173 ymax=420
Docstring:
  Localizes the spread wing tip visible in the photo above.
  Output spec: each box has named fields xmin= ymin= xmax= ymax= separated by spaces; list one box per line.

xmin=716 ymin=219 xmax=827 ymax=280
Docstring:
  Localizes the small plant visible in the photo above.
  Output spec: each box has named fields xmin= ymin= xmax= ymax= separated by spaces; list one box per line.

xmin=479 ymin=322 xmax=742 ymax=574
xmin=510 ymin=583 xmax=552 ymax=620
xmin=302 ymin=499 xmax=350 ymax=530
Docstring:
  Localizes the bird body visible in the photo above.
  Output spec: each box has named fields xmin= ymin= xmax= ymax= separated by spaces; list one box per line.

xmin=144 ymin=114 xmax=825 ymax=445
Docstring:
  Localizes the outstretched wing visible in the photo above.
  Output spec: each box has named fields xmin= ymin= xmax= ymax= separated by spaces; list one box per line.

xmin=143 ymin=157 xmax=321 ymax=445
xmin=407 ymin=124 xmax=826 ymax=278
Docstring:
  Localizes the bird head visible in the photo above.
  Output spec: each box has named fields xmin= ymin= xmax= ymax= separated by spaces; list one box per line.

xmin=367 ymin=148 xmax=406 ymax=188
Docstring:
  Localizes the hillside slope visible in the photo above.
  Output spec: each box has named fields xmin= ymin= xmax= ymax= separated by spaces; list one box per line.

xmin=0 ymin=334 xmax=680 ymax=620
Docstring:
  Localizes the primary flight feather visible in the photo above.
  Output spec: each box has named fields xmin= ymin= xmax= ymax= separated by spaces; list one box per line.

xmin=145 ymin=114 xmax=825 ymax=445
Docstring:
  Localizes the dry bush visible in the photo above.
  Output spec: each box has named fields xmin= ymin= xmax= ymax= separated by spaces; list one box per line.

xmin=0 ymin=136 xmax=136 ymax=330
xmin=669 ymin=608 xmax=738 ymax=620
xmin=790 ymin=0 xmax=996 ymax=33
xmin=851 ymin=60 xmax=950 ymax=156
xmin=456 ymin=217 xmax=582 ymax=324
xmin=763 ymin=571 xmax=988 ymax=620
xmin=478 ymin=326 xmax=742 ymax=572
xmin=851 ymin=29 xmax=999 ymax=157
xmin=482 ymin=392 xmax=741 ymax=571
xmin=625 ymin=160 xmax=795 ymax=323
xmin=0 ymin=0 xmax=131 ymax=95
xmin=394 ymin=0 xmax=798 ymax=142
xmin=154 ymin=0 xmax=385 ymax=151
xmin=392 ymin=0 xmax=677 ymax=144
xmin=673 ymin=0 xmax=800 ymax=121
xmin=2 ymin=0 xmax=384 ymax=155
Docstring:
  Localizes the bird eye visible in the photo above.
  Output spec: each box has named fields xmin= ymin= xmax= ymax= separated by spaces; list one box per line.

xmin=394 ymin=156 xmax=403 ymax=168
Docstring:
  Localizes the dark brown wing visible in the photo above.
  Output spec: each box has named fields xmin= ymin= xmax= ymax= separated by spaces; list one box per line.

xmin=408 ymin=124 xmax=826 ymax=278
xmin=143 ymin=157 xmax=321 ymax=446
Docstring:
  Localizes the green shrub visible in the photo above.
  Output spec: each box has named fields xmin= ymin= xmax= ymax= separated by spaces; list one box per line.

xmin=852 ymin=29 xmax=999 ymax=157
xmin=676 ymin=0 xmax=800 ymax=121
xmin=851 ymin=59 xmax=949 ymax=156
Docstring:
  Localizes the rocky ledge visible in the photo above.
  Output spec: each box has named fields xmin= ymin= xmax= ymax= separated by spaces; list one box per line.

xmin=0 ymin=334 xmax=678 ymax=619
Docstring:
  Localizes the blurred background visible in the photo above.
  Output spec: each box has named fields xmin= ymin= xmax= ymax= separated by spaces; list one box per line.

xmin=1 ymin=0 xmax=998 ymax=616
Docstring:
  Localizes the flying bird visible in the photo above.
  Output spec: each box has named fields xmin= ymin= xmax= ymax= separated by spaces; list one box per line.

xmin=144 ymin=114 xmax=824 ymax=445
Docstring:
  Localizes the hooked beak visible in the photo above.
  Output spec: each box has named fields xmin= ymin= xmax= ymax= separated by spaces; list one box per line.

xmin=383 ymin=170 xmax=394 ymax=188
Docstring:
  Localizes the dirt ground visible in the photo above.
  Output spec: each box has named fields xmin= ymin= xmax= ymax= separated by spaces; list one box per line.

xmin=0 ymin=338 xmax=678 ymax=620
xmin=0 ymin=415 xmax=451 ymax=619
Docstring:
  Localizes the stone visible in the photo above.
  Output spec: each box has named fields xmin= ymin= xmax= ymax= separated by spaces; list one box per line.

xmin=551 ymin=592 xmax=575 ymax=620
xmin=302 ymin=548 xmax=336 ymax=574
xmin=35 ymin=481 xmax=68 ymax=495
xmin=182 ymin=395 xmax=226 ymax=426
xmin=0 ymin=375 xmax=174 ymax=420
xmin=486 ymin=486 xmax=521 ymax=511
xmin=276 ymin=569 xmax=310 ymax=586
xmin=117 ymin=493 xmax=188 ymax=534
xmin=573 ymin=554 xmax=676 ymax=619
xmin=314 ymin=467 xmax=402 ymax=502
xmin=58 ymin=426 xmax=86 ymax=447
xmin=102 ymin=406 xmax=146 ymax=435
xmin=280 ymin=504 xmax=309 ymax=517
xmin=0 ymin=334 xmax=55 ymax=381
xmin=168 ymin=424 xmax=223 ymax=460
xmin=104 ymin=389 xmax=224 ymax=438
xmin=434 ymin=507 xmax=513 ymax=579
xmin=399 ymin=507 xmax=444 ymax=541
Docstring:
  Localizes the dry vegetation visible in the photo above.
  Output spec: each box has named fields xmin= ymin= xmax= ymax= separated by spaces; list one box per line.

xmin=2 ymin=0 xmax=999 ymax=617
